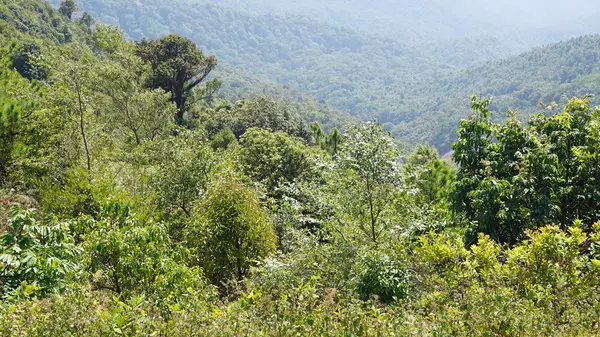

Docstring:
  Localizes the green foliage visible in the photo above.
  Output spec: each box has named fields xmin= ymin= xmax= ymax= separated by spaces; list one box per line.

xmin=154 ymin=131 xmax=216 ymax=218
xmin=186 ymin=178 xmax=276 ymax=284
xmin=0 ymin=290 xmax=185 ymax=336
xmin=454 ymin=96 xmax=600 ymax=244
xmin=9 ymin=41 xmax=46 ymax=81
xmin=38 ymin=167 xmax=101 ymax=218
xmin=0 ymin=0 xmax=80 ymax=44
xmin=0 ymin=52 xmax=41 ymax=184
xmin=135 ymin=34 xmax=220 ymax=125
xmin=79 ymin=12 xmax=95 ymax=28
xmin=4 ymin=1 xmax=600 ymax=335
xmin=238 ymin=128 xmax=318 ymax=194
xmin=0 ymin=207 xmax=81 ymax=299
xmin=311 ymin=122 xmax=343 ymax=155
xmin=84 ymin=213 xmax=207 ymax=307
xmin=210 ymin=127 xmax=237 ymax=150
xmin=90 ymin=25 xmax=176 ymax=147
xmin=54 ymin=0 xmax=600 ymax=151
xmin=335 ymin=121 xmax=402 ymax=243
xmin=407 ymin=145 xmax=455 ymax=204
xmin=207 ymin=96 xmax=311 ymax=141
xmin=58 ymin=0 xmax=77 ymax=20
xmin=354 ymin=251 xmax=410 ymax=303
xmin=4 ymin=223 xmax=600 ymax=336
xmin=43 ymin=43 xmax=101 ymax=175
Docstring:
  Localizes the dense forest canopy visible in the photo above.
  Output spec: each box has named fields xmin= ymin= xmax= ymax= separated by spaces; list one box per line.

xmin=2 ymin=0 xmax=600 ymax=335
xmin=46 ymin=0 xmax=600 ymax=151
xmin=209 ymin=0 xmax=600 ymax=41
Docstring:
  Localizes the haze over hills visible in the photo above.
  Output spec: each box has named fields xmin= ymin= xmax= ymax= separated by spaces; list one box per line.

xmin=49 ymin=0 xmax=600 ymax=151
xmin=210 ymin=0 xmax=600 ymax=43
xmin=393 ymin=35 xmax=600 ymax=150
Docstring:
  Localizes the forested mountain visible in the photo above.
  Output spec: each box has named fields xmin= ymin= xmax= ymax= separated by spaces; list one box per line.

xmin=393 ymin=35 xmax=600 ymax=151
xmin=209 ymin=0 xmax=600 ymax=45
xmin=4 ymin=0 xmax=600 ymax=335
xmin=48 ymin=0 xmax=600 ymax=152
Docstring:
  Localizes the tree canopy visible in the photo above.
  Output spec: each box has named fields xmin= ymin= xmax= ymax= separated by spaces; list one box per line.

xmin=135 ymin=35 xmax=220 ymax=125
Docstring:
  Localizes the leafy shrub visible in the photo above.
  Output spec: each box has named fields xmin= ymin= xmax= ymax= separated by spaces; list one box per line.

xmin=0 ymin=207 xmax=81 ymax=299
xmin=37 ymin=167 xmax=102 ymax=218
xmin=210 ymin=127 xmax=237 ymax=150
xmin=186 ymin=178 xmax=276 ymax=284
xmin=238 ymin=128 xmax=318 ymax=194
xmin=84 ymin=216 xmax=209 ymax=308
xmin=354 ymin=251 xmax=410 ymax=302
xmin=154 ymin=131 xmax=216 ymax=218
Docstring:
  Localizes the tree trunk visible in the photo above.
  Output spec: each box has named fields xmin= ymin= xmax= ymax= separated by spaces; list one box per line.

xmin=173 ymin=85 xmax=186 ymax=126
xmin=74 ymin=80 xmax=91 ymax=176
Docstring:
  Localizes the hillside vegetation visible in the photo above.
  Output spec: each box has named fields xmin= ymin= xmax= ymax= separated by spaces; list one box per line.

xmin=2 ymin=1 xmax=600 ymax=336
xmin=394 ymin=35 xmax=600 ymax=151
xmin=49 ymin=0 xmax=600 ymax=151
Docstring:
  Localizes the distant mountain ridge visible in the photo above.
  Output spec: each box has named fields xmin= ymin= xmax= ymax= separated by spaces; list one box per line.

xmin=392 ymin=34 xmax=600 ymax=151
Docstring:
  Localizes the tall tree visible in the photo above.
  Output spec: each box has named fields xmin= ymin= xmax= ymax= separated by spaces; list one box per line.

xmin=337 ymin=121 xmax=401 ymax=243
xmin=407 ymin=145 xmax=455 ymax=204
xmin=44 ymin=46 xmax=99 ymax=177
xmin=326 ymin=129 xmax=343 ymax=156
xmin=0 ymin=53 xmax=40 ymax=184
xmin=135 ymin=35 xmax=220 ymax=126
xmin=91 ymin=25 xmax=175 ymax=146
xmin=58 ymin=0 xmax=78 ymax=20
xmin=79 ymin=12 xmax=94 ymax=28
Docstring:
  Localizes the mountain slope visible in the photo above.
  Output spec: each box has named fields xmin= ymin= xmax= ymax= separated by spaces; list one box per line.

xmin=46 ymin=1 xmax=517 ymax=116
xmin=393 ymin=35 xmax=600 ymax=152
xmin=47 ymin=0 xmax=600 ymax=152
xmin=209 ymin=0 xmax=600 ymax=44
xmin=0 ymin=0 xmax=85 ymax=43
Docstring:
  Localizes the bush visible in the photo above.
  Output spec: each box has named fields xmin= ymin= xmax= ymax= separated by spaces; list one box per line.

xmin=354 ymin=251 xmax=410 ymax=302
xmin=186 ymin=178 xmax=276 ymax=285
xmin=83 ymin=215 xmax=209 ymax=309
xmin=238 ymin=128 xmax=318 ymax=194
xmin=0 ymin=207 xmax=81 ymax=299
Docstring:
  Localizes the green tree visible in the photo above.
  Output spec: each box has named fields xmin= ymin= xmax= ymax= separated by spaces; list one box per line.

xmin=186 ymin=178 xmax=276 ymax=284
xmin=453 ymin=96 xmax=600 ymax=244
xmin=10 ymin=41 xmax=46 ymax=81
xmin=45 ymin=45 xmax=100 ymax=175
xmin=337 ymin=121 xmax=401 ymax=243
xmin=84 ymin=213 xmax=206 ymax=306
xmin=154 ymin=131 xmax=216 ymax=218
xmin=79 ymin=12 xmax=94 ymax=28
xmin=407 ymin=145 xmax=455 ymax=204
xmin=407 ymin=144 xmax=440 ymax=167
xmin=0 ymin=53 xmax=40 ymax=184
xmin=58 ymin=0 xmax=77 ymax=20
xmin=92 ymin=26 xmax=175 ymax=146
xmin=310 ymin=122 xmax=325 ymax=145
xmin=325 ymin=129 xmax=343 ymax=155
xmin=135 ymin=35 xmax=220 ymax=125
xmin=238 ymin=128 xmax=317 ymax=194
xmin=207 ymin=96 xmax=311 ymax=141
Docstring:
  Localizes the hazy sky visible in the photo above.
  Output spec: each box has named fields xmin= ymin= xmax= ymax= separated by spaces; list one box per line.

xmin=212 ymin=0 xmax=600 ymax=28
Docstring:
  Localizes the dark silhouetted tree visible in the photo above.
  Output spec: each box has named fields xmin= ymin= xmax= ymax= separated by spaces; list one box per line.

xmin=136 ymin=35 xmax=220 ymax=125
xmin=59 ymin=0 xmax=78 ymax=20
